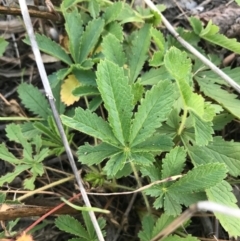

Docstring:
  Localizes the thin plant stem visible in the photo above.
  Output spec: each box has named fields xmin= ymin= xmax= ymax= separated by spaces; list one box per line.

xmin=130 ymin=162 xmax=151 ymax=213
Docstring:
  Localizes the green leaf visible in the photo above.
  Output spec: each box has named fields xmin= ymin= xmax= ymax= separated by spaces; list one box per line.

xmin=197 ymin=79 xmax=240 ymax=119
xmin=129 ymin=80 xmax=175 ymax=147
xmin=161 ymin=147 xmax=186 ymax=179
xmin=191 ymin=111 xmax=213 ymax=146
xmin=152 ymin=214 xmax=175 ymax=237
xmin=118 ymin=4 xmax=144 ymax=24
xmin=61 ymin=107 xmax=119 ymax=145
xmin=128 ymin=24 xmax=151 ymax=83
xmin=132 ymin=134 xmax=173 ymax=153
xmin=34 ymin=148 xmax=49 ymax=163
xmin=213 ymin=113 xmax=234 ymax=131
xmin=189 ymin=17 xmax=203 ymax=35
xmin=88 ymin=0 xmax=100 ymax=18
xmin=206 ymin=181 xmax=240 ymax=237
xmin=149 ymin=51 xmax=164 ymax=67
xmin=102 ymin=34 xmax=126 ymax=67
xmin=130 ymin=152 xmax=154 ymax=166
xmin=139 ymin=67 xmax=171 ymax=85
xmin=72 ymin=85 xmax=99 ymax=97
xmin=151 ymin=27 xmax=165 ymax=51
xmin=132 ymin=82 xmax=144 ymax=105
xmin=0 ymin=165 xmax=30 ymax=186
xmin=61 ymin=0 xmax=81 ymax=10
xmin=34 ymin=122 xmax=61 ymax=144
xmin=187 ymin=137 xmax=240 ymax=177
xmin=18 ymin=83 xmax=50 ymax=119
xmin=138 ymin=215 xmax=155 ymax=241
xmin=0 ymin=37 xmax=8 ymax=57
xmin=6 ymin=124 xmax=32 ymax=160
xmin=77 ymin=142 xmax=122 ymax=165
xmin=169 ymin=163 xmax=227 ymax=193
xmin=103 ymin=2 xmax=123 ymax=24
xmin=78 ymin=18 xmax=105 ymax=63
xmin=164 ymin=47 xmax=192 ymax=82
xmin=104 ymin=22 xmax=123 ymax=41
xmin=104 ymin=152 xmax=127 ymax=177
xmin=164 ymin=47 xmax=205 ymax=118
xmin=23 ymin=34 xmax=72 ymax=65
xmin=164 ymin=192 xmax=182 ymax=216
xmin=0 ymin=144 xmax=20 ymax=164
xmin=72 ymin=67 xmax=97 ymax=86
xmin=96 ymin=60 xmax=133 ymax=145
xmin=55 ymin=215 xmax=89 ymax=238
xmin=140 ymin=165 xmax=161 ymax=182
xmin=191 ymin=18 xmax=240 ymax=54
xmin=64 ymin=8 xmax=83 ymax=63
xmin=23 ymin=174 xmax=37 ymax=190
xmin=0 ymin=193 xmax=6 ymax=203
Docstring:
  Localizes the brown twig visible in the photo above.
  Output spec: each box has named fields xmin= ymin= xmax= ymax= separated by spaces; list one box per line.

xmin=0 ymin=5 xmax=62 ymax=22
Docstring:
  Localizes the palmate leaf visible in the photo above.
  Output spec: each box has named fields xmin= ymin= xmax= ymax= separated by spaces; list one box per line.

xmin=24 ymin=34 xmax=72 ymax=65
xmin=102 ymin=34 xmax=126 ymax=67
xmin=206 ymin=180 xmax=240 ymax=236
xmin=18 ymin=83 xmax=50 ymax=119
xmin=187 ymin=137 xmax=240 ymax=177
xmin=6 ymin=124 xmax=32 ymax=160
xmin=128 ymin=24 xmax=151 ymax=84
xmin=161 ymin=147 xmax=186 ymax=179
xmin=61 ymin=107 xmax=119 ymax=146
xmin=169 ymin=163 xmax=227 ymax=194
xmin=78 ymin=18 xmax=105 ymax=63
xmin=96 ymin=60 xmax=133 ymax=145
xmin=64 ymin=8 xmax=83 ymax=63
xmin=129 ymin=80 xmax=175 ymax=147
xmin=77 ymin=142 xmax=122 ymax=165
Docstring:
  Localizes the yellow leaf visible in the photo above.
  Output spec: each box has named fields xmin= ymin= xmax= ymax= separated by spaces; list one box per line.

xmin=16 ymin=232 xmax=34 ymax=241
xmin=61 ymin=75 xmax=81 ymax=106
